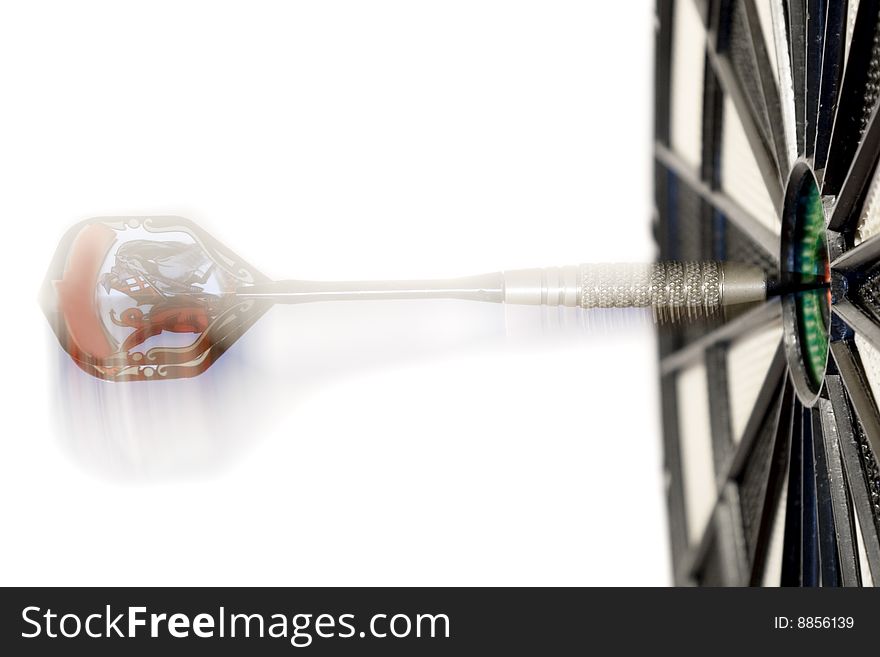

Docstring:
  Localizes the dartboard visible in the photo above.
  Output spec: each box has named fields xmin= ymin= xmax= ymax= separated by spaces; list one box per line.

xmin=656 ymin=0 xmax=880 ymax=586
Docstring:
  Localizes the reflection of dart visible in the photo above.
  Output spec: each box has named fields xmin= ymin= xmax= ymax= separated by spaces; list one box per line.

xmin=41 ymin=216 xmax=823 ymax=382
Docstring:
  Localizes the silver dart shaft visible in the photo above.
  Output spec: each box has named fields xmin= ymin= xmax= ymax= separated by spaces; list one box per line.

xmin=236 ymin=261 xmax=770 ymax=322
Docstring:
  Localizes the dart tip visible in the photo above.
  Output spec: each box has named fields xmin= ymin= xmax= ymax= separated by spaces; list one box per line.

xmin=766 ymin=276 xmax=830 ymax=298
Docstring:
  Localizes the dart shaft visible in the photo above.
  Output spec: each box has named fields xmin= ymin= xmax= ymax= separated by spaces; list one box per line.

xmin=235 ymin=262 xmax=770 ymax=319
xmin=239 ymin=273 xmax=505 ymax=303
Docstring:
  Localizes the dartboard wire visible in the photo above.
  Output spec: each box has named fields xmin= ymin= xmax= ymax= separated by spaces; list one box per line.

xmin=654 ymin=142 xmax=780 ymax=258
xmin=829 ymin=341 xmax=880 ymax=583
xmin=741 ymin=0 xmax=791 ymax=178
xmin=726 ymin=341 xmax=789 ymax=475
xmin=822 ymin=0 xmax=880 ymax=197
xmin=830 ymin=340 xmax=880 ymax=465
xmin=832 ymin=301 xmax=880 ymax=361
xmin=830 ymin=229 xmax=880 ymax=270
xmin=804 ymin=0 xmax=823 ymax=160
xmin=807 ymin=404 xmax=844 ymax=585
xmin=680 ymin=342 xmax=787 ymax=581
xmin=812 ymin=2 xmax=847 ymax=182
xmin=659 ymin=369 xmax=691 ymax=583
xmin=799 ymin=405 xmax=821 ymax=585
xmin=745 ymin=378 xmax=795 ymax=584
xmin=786 ymin=0 xmax=809 ymax=155
xmin=770 ymin=0 xmax=798 ymax=171
xmin=827 ymin=101 xmax=880 ymax=231
xmin=655 ymin=0 xmax=674 ymax=145
xmin=660 ymin=301 xmax=782 ymax=375
xmin=704 ymin=0 xmax=785 ymax=209
xmin=781 ymin=393 xmax=804 ymax=585
xmin=715 ymin=483 xmax=751 ymax=584
xmin=818 ymin=387 xmax=867 ymax=585
xmin=706 ymin=343 xmax=738 ymax=473
xmin=826 ymin=374 xmax=880 ymax=584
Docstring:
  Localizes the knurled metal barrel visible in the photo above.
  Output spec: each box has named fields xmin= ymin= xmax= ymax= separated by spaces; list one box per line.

xmin=503 ymin=262 xmax=766 ymax=321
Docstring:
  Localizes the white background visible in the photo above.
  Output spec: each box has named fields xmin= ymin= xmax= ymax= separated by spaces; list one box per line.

xmin=0 ymin=0 xmax=667 ymax=585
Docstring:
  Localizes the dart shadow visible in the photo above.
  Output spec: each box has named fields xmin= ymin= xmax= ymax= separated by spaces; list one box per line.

xmin=51 ymin=300 xmax=656 ymax=481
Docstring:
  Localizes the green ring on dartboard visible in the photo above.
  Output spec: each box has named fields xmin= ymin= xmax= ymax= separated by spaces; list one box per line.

xmin=794 ymin=180 xmax=829 ymax=387
xmin=781 ymin=163 xmax=831 ymax=402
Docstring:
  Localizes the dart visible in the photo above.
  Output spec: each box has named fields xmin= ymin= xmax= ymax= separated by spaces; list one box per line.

xmin=41 ymin=216 xmax=819 ymax=382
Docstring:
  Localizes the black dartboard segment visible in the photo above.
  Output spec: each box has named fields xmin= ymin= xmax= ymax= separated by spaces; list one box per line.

xmin=655 ymin=0 xmax=880 ymax=586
